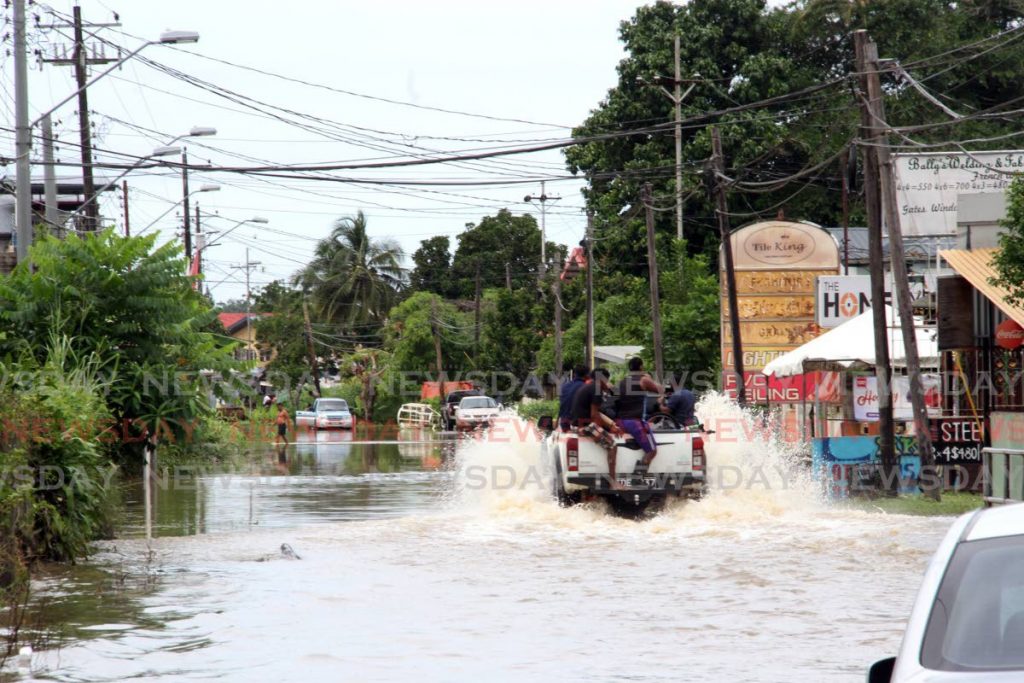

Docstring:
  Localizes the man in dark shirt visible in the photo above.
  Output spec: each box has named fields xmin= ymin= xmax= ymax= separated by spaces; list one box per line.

xmin=570 ymin=367 xmax=624 ymax=489
xmin=558 ymin=364 xmax=589 ymax=432
xmin=664 ymin=385 xmax=697 ymax=427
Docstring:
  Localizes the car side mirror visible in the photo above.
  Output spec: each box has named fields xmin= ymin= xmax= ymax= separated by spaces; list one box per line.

xmin=867 ymin=657 xmax=895 ymax=683
xmin=536 ymin=415 xmax=554 ymax=433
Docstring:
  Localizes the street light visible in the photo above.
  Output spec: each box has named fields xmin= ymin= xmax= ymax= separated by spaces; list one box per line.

xmin=180 ymin=127 xmax=219 ymax=268
xmin=14 ymin=24 xmax=202 ymax=262
xmin=200 ymin=216 xmax=270 ymax=252
xmin=138 ymin=184 xmax=220 ymax=235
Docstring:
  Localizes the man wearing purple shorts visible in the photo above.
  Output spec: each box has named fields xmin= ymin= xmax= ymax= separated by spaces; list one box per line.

xmin=615 ymin=357 xmax=664 ymax=472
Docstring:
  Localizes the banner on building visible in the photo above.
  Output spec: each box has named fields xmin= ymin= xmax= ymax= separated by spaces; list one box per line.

xmin=852 ymin=374 xmax=943 ymax=421
xmin=815 ymin=275 xmax=891 ymax=328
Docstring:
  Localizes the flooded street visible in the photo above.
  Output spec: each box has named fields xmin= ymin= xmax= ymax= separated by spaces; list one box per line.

xmin=21 ymin=400 xmax=951 ymax=682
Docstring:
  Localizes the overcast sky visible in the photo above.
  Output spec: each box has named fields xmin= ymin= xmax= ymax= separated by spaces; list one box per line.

xmin=2 ymin=0 xmax=646 ymax=302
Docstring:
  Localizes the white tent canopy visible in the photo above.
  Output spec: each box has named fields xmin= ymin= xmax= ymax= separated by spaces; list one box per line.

xmin=594 ymin=345 xmax=643 ymax=365
xmin=762 ymin=305 xmax=938 ymax=378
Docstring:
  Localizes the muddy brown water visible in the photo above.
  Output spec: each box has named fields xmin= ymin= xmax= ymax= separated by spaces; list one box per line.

xmin=14 ymin=397 xmax=952 ymax=682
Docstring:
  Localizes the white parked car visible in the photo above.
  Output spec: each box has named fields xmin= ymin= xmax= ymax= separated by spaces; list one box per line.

xmin=869 ymin=503 xmax=1024 ymax=682
xmin=454 ymin=395 xmax=499 ymax=431
xmin=295 ymin=398 xmax=354 ymax=430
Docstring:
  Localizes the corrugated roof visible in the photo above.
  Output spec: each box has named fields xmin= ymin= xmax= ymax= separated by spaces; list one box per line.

xmin=940 ymin=248 xmax=1024 ymax=327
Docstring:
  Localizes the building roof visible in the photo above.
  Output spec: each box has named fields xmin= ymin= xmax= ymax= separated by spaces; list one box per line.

xmin=825 ymin=227 xmax=955 ymax=264
xmin=218 ymin=312 xmax=254 ymax=334
xmin=940 ymin=248 xmax=1024 ymax=328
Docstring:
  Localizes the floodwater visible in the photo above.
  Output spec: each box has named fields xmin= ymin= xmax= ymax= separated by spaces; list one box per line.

xmin=12 ymin=396 xmax=953 ymax=682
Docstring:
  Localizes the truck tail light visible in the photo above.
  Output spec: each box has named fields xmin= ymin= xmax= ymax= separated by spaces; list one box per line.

xmin=691 ymin=436 xmax=705 ymax=472
xmin=566 ymin=437 xmax=579 ymax=472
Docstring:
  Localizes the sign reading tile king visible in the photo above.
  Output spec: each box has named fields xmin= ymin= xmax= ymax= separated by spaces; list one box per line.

xmin=721 ymin=221 xmax=840 ymax=401
xmin=894 ymin=151 xmax=1024 ymax=235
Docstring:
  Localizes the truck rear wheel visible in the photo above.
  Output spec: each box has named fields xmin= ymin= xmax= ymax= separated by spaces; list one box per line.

xmin=551 ymin=453 xmax=571 ymax=507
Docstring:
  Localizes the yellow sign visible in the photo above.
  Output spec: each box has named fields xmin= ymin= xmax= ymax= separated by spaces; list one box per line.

xmin=720 ymin=222 xmax=840 ymax=383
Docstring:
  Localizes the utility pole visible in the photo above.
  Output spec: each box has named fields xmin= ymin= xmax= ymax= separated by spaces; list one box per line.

xmin=710 ymin=126 xmax=745 ymax=405
xmin=854 ymin=31 xmax=898 ymax=495
xmin=642 ymin=183 xmax=665 ymax=384
xmin=431 ymin=297 xmax=445 ymax=400
xmin=193 ymin=203 xmax=201 ymax=277
xmin=854 ymin=30 xmax=938 ymax=499
xmin=14 ymin=0 xmax=32 ymax=263
xmin=42 ymin=114 xmax=60 ymax=234
xmin=474 ymin=261 xmax=482 ymax=358
xmin=41 ymin=7 xmax=121 ymax=231
xmin=585 ymin=210 xmax=595 ymax=370
xmin=232 ymin=249 xmax=262 ymax=363
xmin=123 ymin=181 xmax=131 ymax=237
xmin=505 ymin=262 xmax=512 ymax=291
xmin=525 ymin=181 xmax=561 ymax=283
xmin=181 ymin=148 xmax=193 ymax=267
xmin=840 ymin=149 xmax=851 ymax=275
xmin=302 ymin=299 xmax=322 ymax=397
xmin=553 ymin=276 xmax=563 ymax=381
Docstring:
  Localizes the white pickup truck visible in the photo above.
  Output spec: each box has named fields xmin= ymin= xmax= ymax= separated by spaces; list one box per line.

xmin=538 ymin=414 xmax=708 ymax=516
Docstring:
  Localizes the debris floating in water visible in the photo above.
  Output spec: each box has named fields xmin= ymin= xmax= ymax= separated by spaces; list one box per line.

xmin=280 ymin=543 xmax=301 ymax=560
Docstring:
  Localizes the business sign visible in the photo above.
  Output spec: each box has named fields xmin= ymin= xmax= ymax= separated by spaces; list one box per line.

xmin=894 ymin=151 xmax=1024 ymax=236
xmin=721 ymin=222 xmax=840 ymax=402
xmin=723 ymin=370 xmax=840 ymax=404
xmin=996 ymin=318 xmax=1024 ymax=350
xmin=815 ymin=275 xmax=892 ymax=328
xmin=852 ymin=375 xmax=943 ymax=421
xmin=930 ymin=417 xmax=984 ymax=464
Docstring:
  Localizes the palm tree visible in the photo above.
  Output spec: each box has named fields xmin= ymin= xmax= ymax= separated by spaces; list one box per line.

xmin=295 ymin=211 xmax=405 ymax=328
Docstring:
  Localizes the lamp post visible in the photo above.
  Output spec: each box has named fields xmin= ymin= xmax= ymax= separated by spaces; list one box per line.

xmin=200 ymin=216 xmax=270 ymax=253
xmin=137 ymin=184 xmax=220 ymax=236
xmin=13 ymin=22 xmax=201 ymax=263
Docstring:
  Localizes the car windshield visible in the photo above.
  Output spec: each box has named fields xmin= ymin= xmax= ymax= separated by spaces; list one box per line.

xmin=317 ymin=399 xmax=348 ymax=412
xmin=460 ymin=397 xmax=496 ymax=410
xmin=921 ymin=533 xmax=1024 ymax=671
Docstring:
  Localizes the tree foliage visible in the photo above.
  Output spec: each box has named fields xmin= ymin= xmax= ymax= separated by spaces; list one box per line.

xmin=994 ymin=177 xmax=1024 ymax=306
xmin=410 ymin=235 xmax=453 ymax=297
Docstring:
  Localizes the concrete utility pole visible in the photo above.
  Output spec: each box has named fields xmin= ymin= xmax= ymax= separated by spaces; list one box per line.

xmin=854 ymin=31 xmax=899 ymax=495
xmin=854 ymin=30 xmax=938 ymax=500
xmin=42 ymin=115 xmax=60 ymax=233
xmin=710 ymin=126 xmax=745 ymax=405
xmin=181 ymin=148 xmax=193 ymax=267
xmin=14 ymin=0 xmax=32 ymax=262
xmin=642 ymin=183 xmax=665 ymax=384
xmin=232 ymin=249 xmax=262 ymax=362
xmin=585 ymin=210 xmax=595 ymax=370
xmin=302 ymin=299 xmax=322 ymax=397
xmin=123 ymin=181 xmax=131 ymax=237
xmin=525 ymin=181 xmax=561 ymax=283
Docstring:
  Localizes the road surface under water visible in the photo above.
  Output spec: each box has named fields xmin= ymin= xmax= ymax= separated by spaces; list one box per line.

xmin=15 ymin=395 xmax=952 ymax=682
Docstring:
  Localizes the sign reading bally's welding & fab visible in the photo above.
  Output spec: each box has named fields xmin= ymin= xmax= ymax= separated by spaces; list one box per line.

xmin=894 ymin=151 xmax=1024 ymax=236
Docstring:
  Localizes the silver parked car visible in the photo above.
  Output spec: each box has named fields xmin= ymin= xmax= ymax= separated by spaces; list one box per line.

xmin=869 ymin=503 xmax=1024 ymax=682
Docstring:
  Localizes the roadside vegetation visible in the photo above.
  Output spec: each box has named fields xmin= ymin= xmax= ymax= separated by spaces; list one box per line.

xmin=847 ymin=491 xmax=984 ymax=517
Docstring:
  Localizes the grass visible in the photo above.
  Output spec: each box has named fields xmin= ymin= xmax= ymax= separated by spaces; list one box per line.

xmin=847 ymin=491 xmax=985 ymax=517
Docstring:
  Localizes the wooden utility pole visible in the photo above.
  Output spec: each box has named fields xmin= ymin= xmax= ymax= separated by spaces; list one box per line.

xmin=505 ymin=262 xmax=512 ymax=291
xmin=642 ymin=183 xmax=665 ymax=383
xmin=302 ymin=299 xmax=322 ymax=397
xmin=72 ymin=6 xmax=98 ymax=229
xmin=431 ymin=297 xmax=445 ymax=400
xmin=474 ymin=262 xmax=482 ymax=357
xmin=123 ymin=181 xmax=131 ymax=237
xmin=854 ymin=30 xmax=938 ymax=499
xmin=181 ymin=148 xmax=193 ymax=268
xmin=840 ymin=149 xmax=850 ymax=275
xmin=854 ymin=31 xmax=899 ymax=495
xmin=585 ymin=211 xmax=595 ymax=370
xmin=710 ymin=127 xmax=745 ymax=405
xmin=553 ymin=276 xmax=563 ymax=381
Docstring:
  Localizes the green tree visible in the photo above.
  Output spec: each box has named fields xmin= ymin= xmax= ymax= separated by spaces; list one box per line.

xmin=253 ymin=281 xmax=313 ymax=407
xmin=410 ymin=235 xmax=453 ymax=296
xmin=295 ymin=211 xmax=405 ymax=328
xmin=0 ymin=230 xmax=237 ymax=455
xmin=450 ymin=210 xmax=558 ymax=298
xmin=383 ymin=291 xmax=473 ymax=375
xmin=993 ymin=177 xmax=1024 ymax=306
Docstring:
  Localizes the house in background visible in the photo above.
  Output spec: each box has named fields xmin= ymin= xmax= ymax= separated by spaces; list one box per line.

xmin=218 ymin=312 xmax=272 ymax=365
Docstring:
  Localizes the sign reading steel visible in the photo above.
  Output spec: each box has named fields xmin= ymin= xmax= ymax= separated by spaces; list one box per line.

xmin=894 ymin=151 xmax=1024 ymax=236
xmin=930 ymin=417 xmax=984 ymax=464
xmin=815 ymin=275 xmax=890 ymax=328
xmin=721 ymin=222 xmax=840 ymax=401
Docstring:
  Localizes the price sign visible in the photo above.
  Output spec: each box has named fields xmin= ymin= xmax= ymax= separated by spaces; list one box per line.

xmin=930 ymin=417 xmax=984 ymax=464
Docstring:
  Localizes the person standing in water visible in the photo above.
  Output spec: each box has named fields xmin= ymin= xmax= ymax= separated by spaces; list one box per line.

xmin=275 ymin=404 xmax=291 ymax=445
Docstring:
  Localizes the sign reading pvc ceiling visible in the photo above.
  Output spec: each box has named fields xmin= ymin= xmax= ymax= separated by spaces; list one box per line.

xmin=721 ymin=221 xmax=840 ymax=401
xmin=894 ymin=151 xmax=1024 ymax=235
